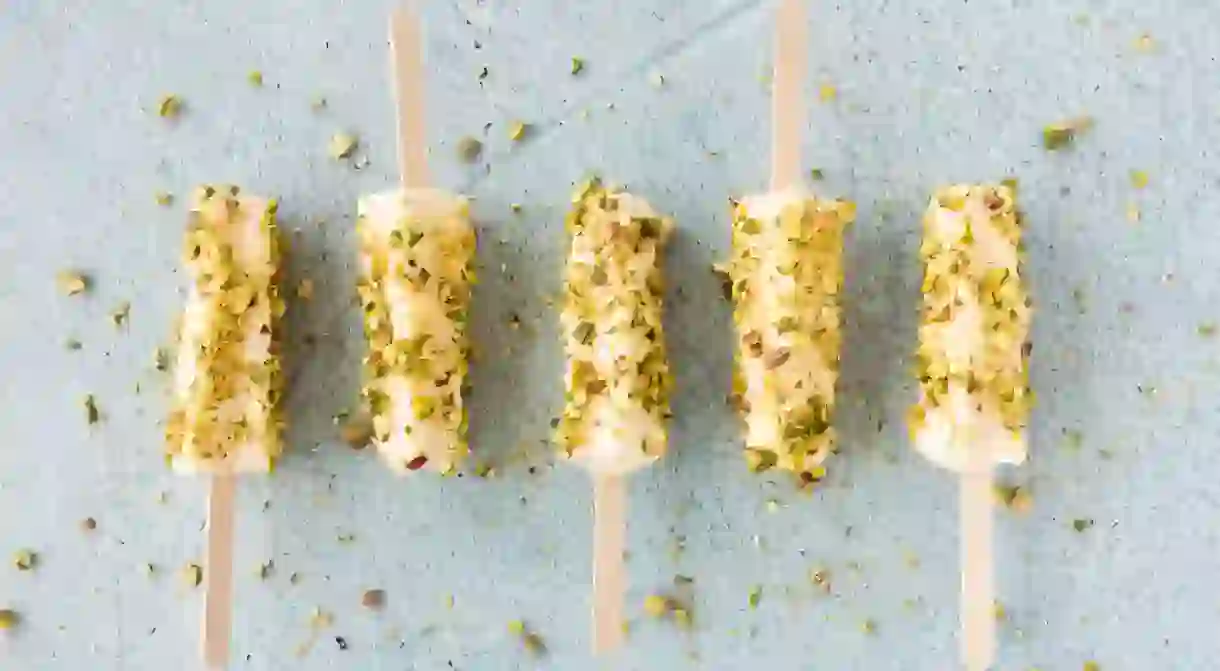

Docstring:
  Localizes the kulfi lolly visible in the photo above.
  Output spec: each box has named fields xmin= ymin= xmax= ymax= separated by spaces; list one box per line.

xmin=727 ymin=191 xmax=853 ymax=482
xmin=166 ymin=185 xmax=285 ymax=472
xmin=910 ymin=183 xmax=1031 ymax=470
xmin=164 ymin=185 xmax=285 ymax=667
xmin=357 ymin=189 xmax=475 ymax=475
xmin=909 ymin=183 xmax=1031 ymax=671
xmin=558 ymin=179 xmax=673 ymax=652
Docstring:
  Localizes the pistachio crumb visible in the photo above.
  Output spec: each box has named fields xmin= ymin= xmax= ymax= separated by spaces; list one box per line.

xmin=81 ymin=517 xmax=97 ymax=532
xmin=818 ymin=83 xmax=837 ymax=102
xmin=1133 ymin=33 xmax=1155 ymax=53
xmin=65 ymin=338 xmax=83 ymax=351
xmin=809 ymin=168 xmax=824 ymax=181
xmin=993 ymin=601 xmax=1007 ymax=621
xmin=257 ymin=560 xmax=274 ymax=580
xmin=456 ymin=136 xmax=483 ymax=163
xmin=155 ymin=191 xmax=174 ymax=207
xmin=0 ymin=609 xmax=19 ymax=630
xmin=1197 ymin=323 xmax=1217 ymax=338
xmin=1084 ymin=662 xmax=1101 ymax=671
xmin=643 ymin=594 xmax=667 ymax=618
xmin=183 ymin=563 xmax=203 ymax=588
xmin=248 ymin=70 xmax=264 ymax=87
xmin=143 ymin=563 xmax=156 ymax=577
xmin=311 ymin=96 xmax=328 ymax=111
xmin=507 ymin=620 xmax=525 ymax=635
xmin=57 ymin=270 xmax=89 ymax=296
xmin=510 ymin=203 xmax=523 ymax=214
xmin=508 ymin=120 xmax=528 ymax=142
xmin=84 ymin=395 xmax=101 ymax=425
xmin=570 ymin=57 xmax=585 ymax=75
xmin=361 ymin=589 xmax=386 ymax=610
xmin=13 ymin=549 xmax=37 ymax=571
xmin=339 ymin=415 xmax=374 ymax=450
xmin=328 ymin=132 xmax=358 ymax=160
xmin=1126 ymin=202 xmax=1141 ymax=223
xmin=157 ymin=95 xmax=183 ymax=119
xmin=1072 ymin=518 xmax=1095 ymax=533
xmin=860 ymin=618 xmax=876 ymax=634
xmin=297 ymin=278 xmax=315 ymax=300
xmin=747 ymin=585 xmax=762 ymax=609
xmin=110 ymin=302 xmax=131 ymax=328
xmin=672 ymin=608 xmax=692 ymax=629
xmin=649 ymin=71 xmax=665 ymax=88
xmin=1043 ymin=117 xmax=1093 ymax=151
xmin=1130 ymin=170 xmax=1149 ymax=189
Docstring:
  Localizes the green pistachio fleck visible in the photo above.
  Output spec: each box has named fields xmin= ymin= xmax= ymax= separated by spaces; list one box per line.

xmin=155 ymin=191 xmax=174 ymax=207
xmin=1197 ymin=323 xmax=1216 ymax=337
xmin=257 ymin=560 xmax=274 ymax=580
xmin=110 ymin=302 xmax=131 ymax=328
xmin=183 ymin=563 xmax=203 ymax=587
xmin=1072 ymin=518 xmax=1094 ymax=533
xmin=510 ymin=203 xmax=523 ymax=214
xmin=57 ymin=270 xmax=89 ymax=296
xmin=747 ymin=585 xmax=762 ymax=609
xmin=329 ymin=132 xmax=358 ymax=160
xmin=153 ymin=347 xmax=170 ymax=372
xmin=1043 ymin=117 xmax=1092 ymax=151
xmin=1130 ymin=170 xmax=1149 ymax=189
xmin=311 ymin=96 xmax=328 ymax=111
xmin=643 ymin=595 xmax=668 ymax=618
xmin=508 ymin=120 xmax=528 ymax=142
xmin=457 ymin=136 xmax=483 ymax=163
xmin=809 ymin=168 xmax=824 ymax=181
xmin=0 ymin=609 xmax=19 ymax=630
xmin=13 ymin=549 xmax=36 ymax=571
xmin=860 ymin=618 xmax=877 ymax=634
xmin=157 ymin=95 xmax=183 ymax=119
xmin=65 ymin=338 xmax=83 ymax=351
xmin=247 ymin=70 xmax=264 ymax=87
xmin=84 ymin=395 xmax=101 ymax=425
xmin=1084 ymin=662 xmax=1101 ymax=671
xmin=570 ymin=57 xmax=585 ymax=75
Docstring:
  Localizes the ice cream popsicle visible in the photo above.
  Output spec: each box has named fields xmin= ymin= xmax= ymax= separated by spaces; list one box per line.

xmin=356 ymin=188 xmax=476 ymax=475
xmin=910 ymin=183 xmax=1032 ymax=671
xmin=558 ymin=179 xmax=673 ymax=652
xmin=726 ymin=191 xmax=853 ymax=483
xmin=166 ymin=185 xmax=285 ymax=473
xmin=164 ymin=185 xmax=285 ymax=668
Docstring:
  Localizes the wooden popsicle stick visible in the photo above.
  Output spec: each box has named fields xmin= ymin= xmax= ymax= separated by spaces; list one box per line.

xmin=770 ymin=0 xmax=808 ymax=191
xmin=202 ymin=471 xmax=237 ymax=669
xmin=389 ymin=3 xmax=430 ymax=189
xmin=592 ymin=473 xmax=627 ymax=653
xmin=960 ymin=461 xmax=995 ymax=671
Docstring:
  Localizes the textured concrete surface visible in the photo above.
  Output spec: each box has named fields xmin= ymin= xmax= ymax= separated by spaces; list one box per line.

xmin=3 ymin=1 xmax=1220 ymax=669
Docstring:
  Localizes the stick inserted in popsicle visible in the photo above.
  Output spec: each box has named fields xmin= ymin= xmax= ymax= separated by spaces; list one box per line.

xmin=910 ymin=183 xmax=1032 ymax=670
xmin=165 ymin=185 xmax=286 ymax=668
xmin=557 ymin=179 xmax=674 ymax=652
xmin=355 ymin=6 xmax=476 ymax=476
xmin=725 ymin=0 xmax=855 ymax=485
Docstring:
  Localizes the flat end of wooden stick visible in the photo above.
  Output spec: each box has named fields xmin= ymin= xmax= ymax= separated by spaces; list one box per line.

xmin=770 ymin=0 xmax=808 ymax=191
xmin=592 ymin=474 xmax=627 ymax=653
xmin=202 ymin=473 xmax=237 ymax=667
xmin=960 ymin=467 xmax=996 ymax=671
xmin=389 ymin=4 xmax=430 ymax=189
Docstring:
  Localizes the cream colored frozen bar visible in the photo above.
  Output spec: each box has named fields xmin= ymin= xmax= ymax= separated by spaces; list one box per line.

xmin=557 ymin=180 xmax=673 ymax=476
xmin=166 ymin=186 xmax=285 ymax=473
xmin=725 ymin=190 xmax=854 ymax=482
xmin=910 ymin=183 xmax=1032 ymax=472
xmin=357 ymin=188 xmax=475 ymax=475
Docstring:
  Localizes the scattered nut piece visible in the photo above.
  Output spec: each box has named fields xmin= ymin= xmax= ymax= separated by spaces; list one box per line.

xmin=57 ymin=270 xmax=89 ymax=296
xmin=182 ymin=563 xmax=203 ymax=588
xmin=456 ymin=136 xmax=483 ymax=163
xmin=1126 ymin=202 xmax=1141 ymax=223
xmin=248 ymin=70 xmax=264 ymax=87
xmin=860 ymin=618 xmax=876 ymax=634
xmin=257 ymin=560 xmax=274 ymax=580
xmin=158 ymin=95 xmax=183 ymax=119
xmin=508 ymin=120 xmax=528 ymax=142
xmin=13 ymin=549 xmax=37 ymax=571
xmin=1043 ymin=116 xmax=1094 ymax=151
xmin=339 ymin=415 xmax=374 ymax=450
xmin=1130 ymin=170 xmax=1149 ymax=189
xmin=155 ymin=191 xmax=174 ymax=207
xmin=361 ymin=589 xmax=386 ymax=610
xmin=84 ymin=395 xmax=101 ymax=425
xmin=643 ymin=595 xmax=668 ymax=618
xmin=510 ymin=203 xmax=523 ymax=214
xmin=81 ymin=517 xmax=97 ymax=532
xmin=1072 ymin=518 xmax=1095 ymax=533
xmin=110 ymin=302 xmax=131 ymax=328
xmin=570 ymin=57 xmax=585 ymax=75
xmin=1133 ymin=33 xmax=1155 ymax=53
xmin=747 ymin=585 xmax=762 ymax=609
xmin=297 ymin=278 xmax=315 ymax=300
xmin=818 ymin=83 xmax=837 ymax=102
xmin=329 ymin=133 xmax=358 ymax=160
xmin=809 ymin=168 xmax=824 ymax=181
xmin=0 ymin=609 xmax=19 ymax=630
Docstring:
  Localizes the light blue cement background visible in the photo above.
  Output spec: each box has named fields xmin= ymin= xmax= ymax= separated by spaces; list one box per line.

xmin=3 ymin=1 xmax=1220 ymax=669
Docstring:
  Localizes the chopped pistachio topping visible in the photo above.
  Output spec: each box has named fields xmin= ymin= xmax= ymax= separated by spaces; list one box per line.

xmin=510 ymin=203 xmax=523 ymax=214
xmin=644 ymin=595 xmax=668 ymax=617
xmin=809 ymin=168 xmax=824 ymax=181
xmin=456 ymin=136 xmax=482 ymax=163
xmin=818 ymin=83 xmax=837 ymax=102
xmin=165 ymin=187 xmax=285 ymax=473
xmin=910 ymin=184 xmax=1031 ymax=471
xmin=570 ymin=57 xmax=585 ymax=75
xmin=156 ymin=191 xmax=175 ymax=207
xmin=247 ymin=70 xmax=264 ymax=87
xmin=1072 ymin=518 xmax=1094 ymax=532
xmin=0 ymin=609 xmax=18 ymax=630
xmin=57 ymin=270 xmax=89 ymax=296
xmin=727 ymin=194 xmax=852 ymax=481
xmin=557 ymin=180 xmax=673 ymax=475
xmin=747 ymin=585 xmax=762 ymax=609
xmin=158 ymin=95 xmax=183 ymax=119
xmin=357 ymin=190 xmax=475 ymax=474
xmin=1130 ymin=170 xmax=1149 ymax=189
xmin=340 ymin=414 xmax=374 ymax=450
xmin=508 ymin=120 xmax=528 ymax=142
xmin=329 ymin=133 xmax=358 ymax=160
